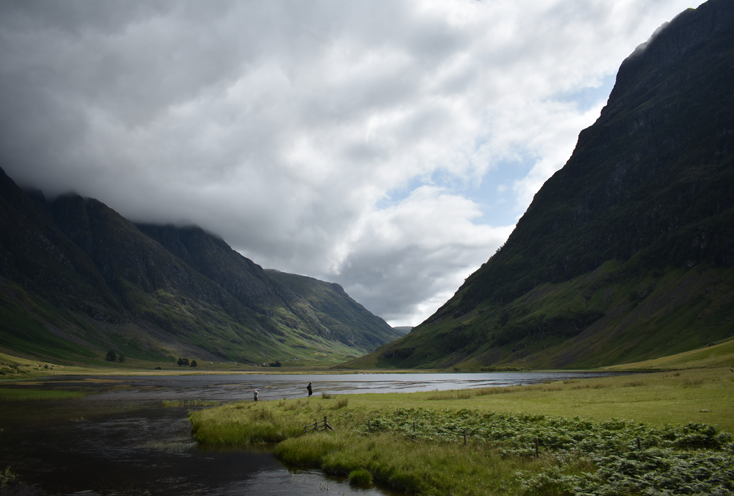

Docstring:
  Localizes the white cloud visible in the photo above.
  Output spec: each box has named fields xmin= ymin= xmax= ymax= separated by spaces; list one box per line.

xmin=0 ymin=0 xmax=700 ymax=325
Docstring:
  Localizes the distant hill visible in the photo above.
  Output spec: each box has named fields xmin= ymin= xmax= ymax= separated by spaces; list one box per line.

xmin=345 ymin=0 xmax=734 ymax=370
xmin=392 ymin=326 xmax=412 ymax=336
xmin=0 ymin=171 xmax=399 ymax=365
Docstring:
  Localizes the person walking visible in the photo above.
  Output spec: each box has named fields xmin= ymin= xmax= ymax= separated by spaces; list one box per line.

xmin=254 ymin=389 xmax=258 ymax=402
xmin=306 ymin=381 xmax=313 ymax=397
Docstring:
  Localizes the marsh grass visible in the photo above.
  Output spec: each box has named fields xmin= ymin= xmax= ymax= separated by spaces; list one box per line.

xmin=0 ymin=388 xmax=85 ymax=401
xmin=427 ymin=391 xmax=473 ymax=400
xmin=189 ymin=400 xmax=312 ymax=445
xmin=347 ymin=468 xmax=372 ymax=487
xmin=162 ymin=399 xmax=219 ymax=408
xmin=275 ymin=431 xmax=584 ymax=496
xmin=622 ymin=380 xmax=646 ymax=387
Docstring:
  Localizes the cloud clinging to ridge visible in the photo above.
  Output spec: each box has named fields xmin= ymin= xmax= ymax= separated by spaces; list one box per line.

xmin=0 ymin=0 xmax=700 ymax=325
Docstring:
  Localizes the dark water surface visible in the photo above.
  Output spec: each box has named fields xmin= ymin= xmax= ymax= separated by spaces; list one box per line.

xmin=0 ymin=372 xmax=625 ymax=495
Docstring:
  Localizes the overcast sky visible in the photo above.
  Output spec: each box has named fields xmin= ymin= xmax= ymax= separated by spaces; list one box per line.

xmin=0 ymin=0 xmax=700 ymax=326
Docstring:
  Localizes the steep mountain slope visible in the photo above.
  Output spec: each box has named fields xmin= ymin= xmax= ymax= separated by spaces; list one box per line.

xmin=264 ymin=269 xmax=398 ymax=353
xmin=346 ymin=0 xmax=734 ymax=370
xmin=0 ymin=171 xmax=398 ymax=365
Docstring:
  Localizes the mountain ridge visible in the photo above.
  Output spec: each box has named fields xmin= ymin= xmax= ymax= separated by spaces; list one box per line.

xmin=0 ymin=170 xmax=399 ymax=366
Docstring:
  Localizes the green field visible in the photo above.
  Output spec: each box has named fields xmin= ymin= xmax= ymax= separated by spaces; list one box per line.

xmin=190 ymin=367 xmax=734 ymax=496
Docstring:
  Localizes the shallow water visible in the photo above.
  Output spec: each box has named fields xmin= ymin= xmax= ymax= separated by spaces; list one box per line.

xmin=0 ymin=371 xmax=626 ymax=495
xmin=40 ymin=371 xmax=623 ymax=402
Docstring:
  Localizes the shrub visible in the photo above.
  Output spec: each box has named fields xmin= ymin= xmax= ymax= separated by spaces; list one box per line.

xmin=105 ymin=350 xmax=117 ymax=362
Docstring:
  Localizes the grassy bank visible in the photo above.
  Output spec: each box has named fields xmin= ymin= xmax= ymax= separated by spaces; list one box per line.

xmin=190 ymin=367 xmax=734 ymax=495
xmin=0 ymin=388 xmax=86 ymax=401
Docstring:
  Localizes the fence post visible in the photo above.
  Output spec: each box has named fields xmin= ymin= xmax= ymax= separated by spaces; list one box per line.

xmin=314 ymin=420 xmax=318 ymax=432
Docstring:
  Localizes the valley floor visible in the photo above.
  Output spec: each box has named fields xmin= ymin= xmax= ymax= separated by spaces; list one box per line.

xmin=190 ymin=366 xmax=734 ymax=496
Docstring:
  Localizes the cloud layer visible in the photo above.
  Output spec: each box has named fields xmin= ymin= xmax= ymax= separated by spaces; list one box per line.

xmin=0 ymin=0 xmax=699 ymax=325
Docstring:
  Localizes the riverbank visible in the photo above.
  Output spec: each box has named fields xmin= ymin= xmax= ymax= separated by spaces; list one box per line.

xmin=3 ymin=336 xmax=733 ymax=379
xmin=190 ymin=367 xmax=734 ymax=495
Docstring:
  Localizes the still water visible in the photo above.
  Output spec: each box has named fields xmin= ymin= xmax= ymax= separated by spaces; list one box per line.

xmin=0 ymin=372 xmax=623 ymax=495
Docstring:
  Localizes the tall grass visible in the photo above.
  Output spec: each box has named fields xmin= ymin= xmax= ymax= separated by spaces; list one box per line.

xmin=0 ymin=389 xmax=85 ymax=401
xmin=189 ymin=401 xmax=308 ymax=445
xmin=162 ymin=399 xmax=219 ymax=408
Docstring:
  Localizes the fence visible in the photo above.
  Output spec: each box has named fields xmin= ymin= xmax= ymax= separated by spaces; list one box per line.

xmin=304 ymin=416 xmax=335 ymax=434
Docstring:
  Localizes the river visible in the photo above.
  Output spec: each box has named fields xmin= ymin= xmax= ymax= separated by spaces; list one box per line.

xmin=0 ymin=371 xmax=625 ymax=495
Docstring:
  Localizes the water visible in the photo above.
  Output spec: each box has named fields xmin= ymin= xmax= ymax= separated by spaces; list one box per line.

xmin=40 ymin=371 xmax=622 ymax=402
xmin=0 ymin=371 xmax=626 ymax=495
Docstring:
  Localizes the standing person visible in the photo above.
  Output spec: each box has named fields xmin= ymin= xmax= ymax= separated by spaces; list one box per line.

xmin=306 ymin=381 xmax=313 ymax=397
xmin=254 ymin=389 xmax=258 ymax=402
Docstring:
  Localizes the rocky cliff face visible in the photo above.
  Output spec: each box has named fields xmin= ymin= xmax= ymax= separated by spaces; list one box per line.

xmin=0 ymin=171 xmax=399 ymax=365
xmin=345 ymin=0 xmax=734 ymax=370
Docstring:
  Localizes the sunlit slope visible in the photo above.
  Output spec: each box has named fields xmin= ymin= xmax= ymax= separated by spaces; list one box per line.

xmin=601 ymin=337 xmax=734 ymax=371
xmin=344 ymin=0 xmax=734 ymax=370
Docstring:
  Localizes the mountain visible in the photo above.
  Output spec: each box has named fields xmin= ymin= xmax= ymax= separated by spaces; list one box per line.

xmin=0 ymin=171 xmax=399 ymax=365
xmin=345 ymin=0 xmax=734 ymax=370
xmin=392 ymin=326 xmax=412 ymax=336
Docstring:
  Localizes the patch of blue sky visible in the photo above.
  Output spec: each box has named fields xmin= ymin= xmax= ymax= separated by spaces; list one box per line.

xmin=464 ymin=155 xmax=535 ymax=227
xmin=377 ymin=155 xmax=534 ymax=228
xmin=552 ymin=73 xmax=616 ymax=112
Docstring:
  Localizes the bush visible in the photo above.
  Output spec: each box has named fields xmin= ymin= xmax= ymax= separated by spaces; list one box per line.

xmin=105 ymin=350 xmax=117 ymax=362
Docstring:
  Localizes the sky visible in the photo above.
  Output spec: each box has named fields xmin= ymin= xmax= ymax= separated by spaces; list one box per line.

xmin=0 ymin=0 xmax=701 ymax=327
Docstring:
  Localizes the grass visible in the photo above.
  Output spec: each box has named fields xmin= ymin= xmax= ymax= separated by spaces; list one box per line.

xmin=190 ymin=367 xmax=734 ymax=496
xmin=162 ymin=399 xmax=220 ymax=408
xmin=603 ymin=337 xmax=734 ymax=370
xmin=0 ymin=388 xmax=86 ymax=401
